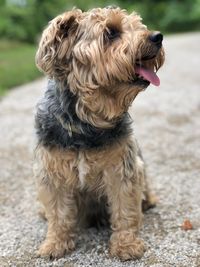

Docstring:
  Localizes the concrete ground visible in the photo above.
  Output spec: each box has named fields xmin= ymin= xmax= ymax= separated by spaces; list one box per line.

xmin=0 ymin=33 xmax=200 ymax=267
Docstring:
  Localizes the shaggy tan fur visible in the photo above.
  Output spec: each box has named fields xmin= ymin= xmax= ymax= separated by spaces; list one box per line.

xmin=35 ymin=7 xmax=164 ymax=261
xmin=35 ymin=138 xmax=150 ymax=260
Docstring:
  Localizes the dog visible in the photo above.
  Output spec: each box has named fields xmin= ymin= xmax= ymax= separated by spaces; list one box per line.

xmin=34 ymin=6 xmax=164 ymax=261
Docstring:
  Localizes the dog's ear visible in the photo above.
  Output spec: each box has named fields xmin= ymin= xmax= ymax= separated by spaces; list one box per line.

xmin=36 ymin=9 xmax=81 ymax=78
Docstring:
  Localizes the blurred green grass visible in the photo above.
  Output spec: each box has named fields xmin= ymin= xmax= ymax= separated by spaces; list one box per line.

xmin=0 ymin=40 xmax=41 ymax=95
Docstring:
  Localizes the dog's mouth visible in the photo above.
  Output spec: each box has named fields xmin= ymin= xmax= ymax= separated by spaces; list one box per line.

xmin=132 ymin=55 xmax=160 ymax=87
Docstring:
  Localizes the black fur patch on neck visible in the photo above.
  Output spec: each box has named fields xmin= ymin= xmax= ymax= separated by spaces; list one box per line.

xmin=35 ymin=80 xmax=133 ymax=149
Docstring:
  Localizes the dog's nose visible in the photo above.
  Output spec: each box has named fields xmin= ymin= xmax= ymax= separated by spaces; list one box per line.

xmin=149 ymin=32 xmax=163 ymax=45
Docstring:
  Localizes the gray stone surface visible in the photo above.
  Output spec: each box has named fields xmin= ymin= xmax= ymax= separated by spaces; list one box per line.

xmin=0 ymin=33 xmax=200 ymax=267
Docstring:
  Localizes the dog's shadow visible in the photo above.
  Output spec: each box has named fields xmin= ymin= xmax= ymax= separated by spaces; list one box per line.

xmin=76 ymin=226 xmax=111 ymax=257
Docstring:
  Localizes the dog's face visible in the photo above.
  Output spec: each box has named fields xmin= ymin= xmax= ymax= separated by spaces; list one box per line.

xmin=36 ymin=7 xmax=164 ymax=124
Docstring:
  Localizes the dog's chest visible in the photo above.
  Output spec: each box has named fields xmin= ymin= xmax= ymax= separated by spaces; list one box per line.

xmin=77 ymin=151 xmax=104 ymax=189
xmin=77 ymin=153 xmax=90 ymax=188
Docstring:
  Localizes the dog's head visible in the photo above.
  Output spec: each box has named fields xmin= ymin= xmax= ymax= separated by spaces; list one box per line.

xmin=36 ymin=7 xmax=164 ymax=127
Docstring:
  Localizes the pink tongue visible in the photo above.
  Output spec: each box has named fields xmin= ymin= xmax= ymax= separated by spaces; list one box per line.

xmin=135 ymin=66 xmax=160 ymax=86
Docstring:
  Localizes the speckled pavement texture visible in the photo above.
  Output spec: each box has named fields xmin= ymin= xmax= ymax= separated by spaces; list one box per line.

xmin=0 ymin=33 xmax=200 ymax=267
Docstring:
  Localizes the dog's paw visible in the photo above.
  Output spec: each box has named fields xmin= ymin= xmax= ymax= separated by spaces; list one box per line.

xmin=109 ymin=230 xmax=146 ymax=261
xmin=142 ymin=193 xmax=158 ymax=212
xmin=37 ymin=239 xmax=75 ymax=259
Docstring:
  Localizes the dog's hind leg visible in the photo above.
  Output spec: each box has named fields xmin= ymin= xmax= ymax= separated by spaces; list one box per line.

xmin=142 ymin=171 xmax=158 ymax=212
xmin=136 ymin=147 xmax=157 ymax=212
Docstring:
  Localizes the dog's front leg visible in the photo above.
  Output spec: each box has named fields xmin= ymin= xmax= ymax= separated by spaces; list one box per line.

xmin=104 ymin=160 xmax=146 ymax=260
xmin=37 ymin=180 xmax=77 ymax=259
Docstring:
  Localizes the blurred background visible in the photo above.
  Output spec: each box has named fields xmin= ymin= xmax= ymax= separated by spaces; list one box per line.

xmin=0 ymin=0 xmax=200 ymax=95
xmin=0 ymin=2 xmax=200 ymax=266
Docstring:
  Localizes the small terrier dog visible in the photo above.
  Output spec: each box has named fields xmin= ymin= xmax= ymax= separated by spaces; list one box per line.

xmin=35 ymin=7 xmax=164 ymax=261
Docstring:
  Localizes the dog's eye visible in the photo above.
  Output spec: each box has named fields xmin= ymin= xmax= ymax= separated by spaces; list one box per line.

xmin=105 ymin=26 xmax=120 ymax=41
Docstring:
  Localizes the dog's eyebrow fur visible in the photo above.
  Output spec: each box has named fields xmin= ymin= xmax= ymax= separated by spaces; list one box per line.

xmin=106 ymin=10 xmax=123 ymax=32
